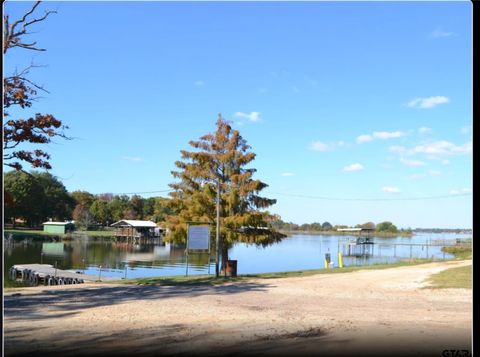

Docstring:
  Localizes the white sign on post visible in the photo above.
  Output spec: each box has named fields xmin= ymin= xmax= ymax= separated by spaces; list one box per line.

xmin=187 ymin=225 xmax=210 ymax=251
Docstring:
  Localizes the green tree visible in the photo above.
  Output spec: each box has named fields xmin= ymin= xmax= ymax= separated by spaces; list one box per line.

xmin=360 ymin=221 xmax=376 ymax=230
xmin=89 ymin=199 xmax=112 ymax=226
xmin=34 ymin=172 xmax=75 ymax=221
xmin=322 ymin=221 xmax=333 ymax=231
xmin=130 ymin=195 xmax=144 ymax=220
xmin=376 ymin=221 xmax=398 ymax=233
xmin=71 ymin=191 xmax=95 ymax=210
xmin=108 ymin=195 xmax=131 ymax=222
xmin=300 ymin=223 xmax=310 ymax=231
xmin=165 ymin=116 xmax=282 ymax=271
xmin=143 ymin=197 xmax=156 ymax=220
xmin=4 ymin=170 xmax=73 ymax=227
xmin=4 ymin=170 xmax=43 ymax=227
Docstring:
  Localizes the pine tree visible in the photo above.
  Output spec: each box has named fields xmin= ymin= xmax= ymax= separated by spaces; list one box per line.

xmin=164 ymin=115 xmax=284 ymax=271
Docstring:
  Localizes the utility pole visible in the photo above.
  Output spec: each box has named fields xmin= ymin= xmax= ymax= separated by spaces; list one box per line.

xmin=215 ymin=179 xmax=221 ymax=277
xmin=214 ymin=113 xmax=223 ymax=278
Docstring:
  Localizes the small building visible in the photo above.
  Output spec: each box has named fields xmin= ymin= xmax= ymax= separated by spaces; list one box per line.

xmin=110 ymin=220 xmax=162 ymax=239
xmin=43 ymin=221 xmax=75 ymax=234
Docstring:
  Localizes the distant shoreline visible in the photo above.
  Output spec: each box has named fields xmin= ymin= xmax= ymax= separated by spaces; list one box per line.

xmin=279 ymin=230 xmax=414 ymax=237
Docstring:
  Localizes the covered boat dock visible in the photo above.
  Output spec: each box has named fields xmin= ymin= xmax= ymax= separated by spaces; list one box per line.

xmin=110 ymin=220 xmax=163 ymax=243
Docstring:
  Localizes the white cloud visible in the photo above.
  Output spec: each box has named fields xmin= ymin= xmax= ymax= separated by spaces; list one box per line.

xmin=411 ymin=140 xmax=472 ymax=156
xmin=390 ymin=141 xmax=472 ymax=160
xmin=356 ymin=134 xmax=373 ymax=144
xmin=310 ymin=141 xmax=333 ymax=152
xmin=407 ymin=96 xmax=450 ymax=109
xmin=418 ymin=127 xmax=432 ymax=135
xmin=400 ymin=157 xmax=425 ymax=167
xmin=449 ymin=188 xmax=471 ymax=196
xmin=373 ymin=131 xmax=406 ymax=140
xmin=193 ymin=80 xmax=204 ymax=86
xmin=310 ymin=140 xmax=349 ymax=152
xmin=431 ymin=28 xmax=454 ymax=38
xmin=342 ymin=163 xmax=364 ymax=172
xmin=281 ymin=172 xmax=294 ymax=177
xmin=408 ymin=170 xmax=441 ymax=180
xmin=382 ymin=186 xmax=401 ymax=194
xmin=122 ymin=156 xmax=144 ymax=162
xmin=234 ymin=111 xmax=261 ymax=122
xmin=357 ymin=131 xmax=406 ymax=144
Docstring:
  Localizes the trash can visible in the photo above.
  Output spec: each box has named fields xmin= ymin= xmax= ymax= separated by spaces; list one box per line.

xmin=226 ymin=260 xmax=237 ymax=277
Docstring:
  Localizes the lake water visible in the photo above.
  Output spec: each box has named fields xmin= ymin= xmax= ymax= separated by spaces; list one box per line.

xmin=3 ymin=232 xmax=471 ymax=286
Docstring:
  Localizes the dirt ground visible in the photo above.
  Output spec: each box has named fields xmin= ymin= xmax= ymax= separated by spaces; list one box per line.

xmin=3 ymin=260 xmax=472 ymax=357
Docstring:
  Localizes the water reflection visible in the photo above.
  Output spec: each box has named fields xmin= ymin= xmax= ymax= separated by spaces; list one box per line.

xmin=4 ymin=232 xmax=470 ymax=285
xmin=42 ymin=243 xmax=65 ymax=257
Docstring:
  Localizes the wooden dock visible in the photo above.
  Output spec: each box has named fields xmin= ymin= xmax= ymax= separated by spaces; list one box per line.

xmin=9 ymin=264 xmax=98 ymax=286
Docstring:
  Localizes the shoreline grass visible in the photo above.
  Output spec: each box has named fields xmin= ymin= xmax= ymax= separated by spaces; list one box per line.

xmin=110 ymin=258 xmax=437 ymax=286
xmin=5 ymin=258 xmax=471 ymax=291
xmin=441 ymin=244 xmax=472 ymax=260
xmin=4 ymin=229 xmax=64 ymax=237
xmin=72 ymin=230 xmax=114 ymax=237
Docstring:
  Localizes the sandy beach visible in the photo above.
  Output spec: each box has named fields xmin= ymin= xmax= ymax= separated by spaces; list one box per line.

xmin=4 ymin=260 xmax=472 ymax=356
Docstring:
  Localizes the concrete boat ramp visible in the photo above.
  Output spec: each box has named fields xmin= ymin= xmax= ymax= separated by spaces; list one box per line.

xmin=9 ymin=264 xmax=100 ymax=286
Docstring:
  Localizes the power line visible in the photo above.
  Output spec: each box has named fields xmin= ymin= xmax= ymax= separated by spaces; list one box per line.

xmin=89 ymin=188 xmax=471 ymax=202
xmin=269 ymin=192 xmax=473 ymax=202
xmin=92 ymin=189 xmax=173 ymax=196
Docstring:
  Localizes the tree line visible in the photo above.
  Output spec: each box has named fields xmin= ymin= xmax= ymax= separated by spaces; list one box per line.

xmin=271 ymin=219 xmax=410 ymax=234
xmin=4 ymin=169 xmax=407 ymax=236
xmin=4 ymin=170 xmax=172 ymax=229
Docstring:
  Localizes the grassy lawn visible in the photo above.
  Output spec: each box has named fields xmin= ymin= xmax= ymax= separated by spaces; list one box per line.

xmin=4 ymin=228 xmax=114 ymax=238
xmin=114 ymin=258 xmax=433 ymax=286
xmin=73 ymin=230 xmax=114 ymax=237
xmin=4 ymin=229 xmax=61 ymax=237
xmin=427 ymin=265 xmax=472 ymax=289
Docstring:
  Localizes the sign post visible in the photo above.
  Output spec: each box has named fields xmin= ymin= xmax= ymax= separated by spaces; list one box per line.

xmin=186 ymin=223 xmax=211 ymax=277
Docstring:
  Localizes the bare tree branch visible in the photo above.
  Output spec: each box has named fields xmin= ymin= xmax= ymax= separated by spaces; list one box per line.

xmin=9 ymin=1 xmax=42 ymax=32
xmin=3 ymin=1 xmax=69 ymax=171
xmin=4 ymin=1 xmax=57 ymax=54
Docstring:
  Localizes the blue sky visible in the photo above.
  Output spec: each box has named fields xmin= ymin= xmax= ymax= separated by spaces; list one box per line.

xmin=4 ymin=1 xmax=472 ymax=228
